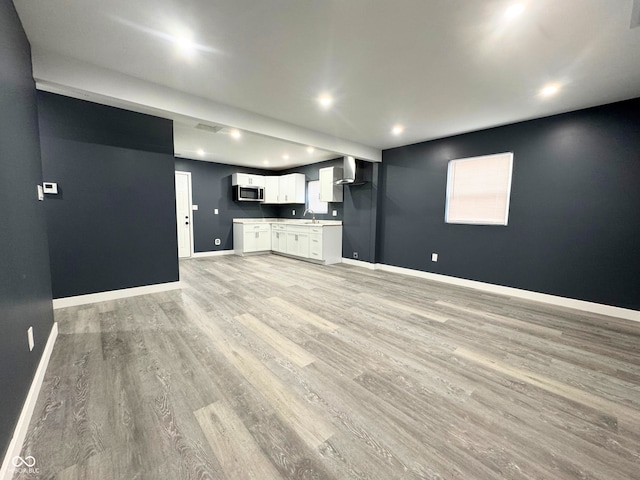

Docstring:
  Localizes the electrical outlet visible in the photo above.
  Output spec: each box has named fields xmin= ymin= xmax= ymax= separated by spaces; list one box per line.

xmin=27 ymin=326 xmax=34 ymax=351
xmin=353 ymin=252 xmax=359 ymax=259
xmin=292 ymin=209 xmax=296 ymax=215
xmin=215 ymin=238 xmax=221 ymax=246
xmin=431 ymin=253 xmax=438 ymax=262
xmin=214 ymin=209 xmax=219 ymax=214
xmin=332 ymin=210 xmax=337 ymax=217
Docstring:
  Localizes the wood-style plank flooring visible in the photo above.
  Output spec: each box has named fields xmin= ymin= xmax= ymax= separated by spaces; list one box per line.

xmin=14 ymin=255 xmax=640 ymax=479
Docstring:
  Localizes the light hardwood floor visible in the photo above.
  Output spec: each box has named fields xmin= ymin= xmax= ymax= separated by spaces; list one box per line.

xmin=14 ymin=255 xmax=640 ymax=479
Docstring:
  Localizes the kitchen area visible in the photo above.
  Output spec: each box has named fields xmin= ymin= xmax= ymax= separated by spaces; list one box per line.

xmin=231 ymin=166 xmax=344 ymax=264
xmin=174 ymin=153 xmax=377 ymax=266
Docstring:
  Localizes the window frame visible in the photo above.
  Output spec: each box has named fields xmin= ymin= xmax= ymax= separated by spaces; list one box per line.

xmin=445 ymin=152 xmax=514 ymax=226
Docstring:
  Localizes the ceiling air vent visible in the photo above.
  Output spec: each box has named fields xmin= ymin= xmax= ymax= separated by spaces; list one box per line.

xmin=195 ymin=123 xmax=223 ymax=133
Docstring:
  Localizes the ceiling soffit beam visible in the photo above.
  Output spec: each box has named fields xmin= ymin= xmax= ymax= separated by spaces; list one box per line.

xmin=632 ymin=0 xmax=640 ymax=28
xmin=32 ymin=50 xmax=381 ymax=163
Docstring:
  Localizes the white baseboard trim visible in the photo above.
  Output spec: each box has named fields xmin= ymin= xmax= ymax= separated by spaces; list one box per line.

xmin=341 ymin=258 xmax=376 ymax=270
xmin=344 ymin=261 xmax=640 ymax=323
xmin=52 ymin=281 xmax=183 ymax=309
xmin=0 ymin=322 xmax=58 ymax=480
xmin=192 ymin=250 xmax=235 ymax=258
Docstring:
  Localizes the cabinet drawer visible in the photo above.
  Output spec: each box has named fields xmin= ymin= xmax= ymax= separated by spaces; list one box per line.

xmin=272 ymin=224 xmax=286 ymax=231
xmin=309 ymin=227 xmax=323 ymax=234
xmin=287 ymin=225 xmax=310 ymax=234
xmin=246 ymin=224 xmax=270 ymax=232
xmin=309 ymin=234 xmax=322 ymax=259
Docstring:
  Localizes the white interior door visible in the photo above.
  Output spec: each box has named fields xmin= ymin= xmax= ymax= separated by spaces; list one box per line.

xmin=175 ymin=171 xmax=193 ymax=258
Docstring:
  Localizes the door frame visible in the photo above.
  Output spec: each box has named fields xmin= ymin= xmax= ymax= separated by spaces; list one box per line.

xmin=175 ymin=170 xmax=194 ymax=258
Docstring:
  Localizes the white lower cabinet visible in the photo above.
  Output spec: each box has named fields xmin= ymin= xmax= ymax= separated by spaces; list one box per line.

xmin=234 ymin=220 xmax=342 ymax=264
xmin=285 ymin=228 xmax=310 ymax=258
xmin=279 ymin=224 xmax=342 ymax=264
xmin=271 ymin=224 xmax=287 ymax=253
xmin=234 ymin=223 xmax=271 ymax=254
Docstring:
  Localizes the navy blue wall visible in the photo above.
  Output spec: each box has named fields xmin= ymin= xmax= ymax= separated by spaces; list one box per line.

xmin=38 ymin=92 xmax=179 ymax=299
xmin=174 ymin=158 xmax=280 ymax=252
xmin=379 ymin=98 xmax=640 ymax=310
xmin=0 ymin=0 xmax=55 ymax=459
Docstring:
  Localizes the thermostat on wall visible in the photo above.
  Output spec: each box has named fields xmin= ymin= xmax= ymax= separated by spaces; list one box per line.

xmin=42 ymin=182 xmax=58 ymax=194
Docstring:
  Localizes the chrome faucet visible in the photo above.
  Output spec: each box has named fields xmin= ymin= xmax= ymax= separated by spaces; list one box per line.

xmin=303 ymin=208 xmax=317 ymax=223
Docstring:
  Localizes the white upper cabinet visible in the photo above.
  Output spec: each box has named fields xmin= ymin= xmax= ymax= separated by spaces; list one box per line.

xmin=264 ymin=176 xmax=280 ymax=203
xmin=319 ymin=167 xmax=343 ymax=202
xmin=232 ymin=173 xmax=265 ymax=187
xmin=279 ymin=173 xmax=306 ymax=204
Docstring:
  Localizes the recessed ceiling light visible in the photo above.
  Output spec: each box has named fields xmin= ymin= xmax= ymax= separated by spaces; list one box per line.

xmin=504 ymin=3 xmax=525 ymax=18
xmin=540 ymin=83 xmax=560 ymax=97
xmin=197 ymin=148 xmax=205 ymax=156
xmin=172 ymin=35 xmax=196 ymax=58
xmin=392 ymin=125 xmax=404 ymax=135
xmin=282 ymin=154 xmax=290 ymax=160
xmin=307 ymin=146 xmax=315 ymax=154
xmin=318 ymin=94 xmax=333 ymax=109
xmin=230 ymin=129 xmax=241 ymax=139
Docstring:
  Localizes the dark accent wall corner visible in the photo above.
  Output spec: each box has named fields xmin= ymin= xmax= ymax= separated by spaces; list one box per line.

xmin=38 ymin=92 xmax=179 ymax=298
xmin=379 ymin=98 xmax=640 ymax=310
xmin=342 ymin=160 xmax=378 ymax=263
xmin=0 ymin=1 xmax=55 ymax=460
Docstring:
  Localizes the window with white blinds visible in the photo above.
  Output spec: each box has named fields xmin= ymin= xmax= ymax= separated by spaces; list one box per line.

xmin=445 ymin=152 xmax=513 ymax=225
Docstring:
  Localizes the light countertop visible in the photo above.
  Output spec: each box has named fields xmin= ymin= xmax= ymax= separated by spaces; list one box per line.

xmin=233 ymin=218 xmax=342 ymax=226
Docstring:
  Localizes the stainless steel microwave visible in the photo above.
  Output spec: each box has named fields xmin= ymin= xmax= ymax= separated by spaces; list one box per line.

xmin=233 ymin=185 xmax=264 ymax=202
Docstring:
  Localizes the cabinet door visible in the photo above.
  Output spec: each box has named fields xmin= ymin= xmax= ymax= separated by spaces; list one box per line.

xmin=272 ymin=231 xmax=285 ymax=253
xmin=285 ymin=232 xmax=298 ymax=256
xmin=243 ymin=225 xmax=269 ymax=252
xmin=279 ymin=175 xmax=292 ymax=203
xmin=243 ymin=229 xmax=258 ymax=252
xmin=256 ymin=230 xmax=271 ymax=251
xmin=249 ymin=175 xmax=265 ymax=187
xmin=264 ymin=176 xmax=280 ymax=203
xmin=319 ymin=167 xmax=343 ymax=202
xmin=291 ymin=173 xmax=306 ymax=203
xmin=233 ymin=173 xmax=264 ymax=187
xmin=296 ymin=232 xmax=309 ymax=258
xmin=279 ymin=173 xmax=306 ymax=203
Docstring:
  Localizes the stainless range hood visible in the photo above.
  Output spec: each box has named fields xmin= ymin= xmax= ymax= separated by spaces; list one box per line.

xmin=335 ymin=156 xmax=366 ymax=185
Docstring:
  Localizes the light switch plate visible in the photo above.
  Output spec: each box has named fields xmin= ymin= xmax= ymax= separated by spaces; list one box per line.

xmin=214 ymin=209 xmax=219 ymax=214
xmin=292 ymin=209 xmax=296 ymax=215
xmin=27 ymin=326 xmax=34 ymax=351
xmin=431 ymin=253 xmax=438 ymax=262
xmin=192 ymin=205 xmax=199 ymax=210
xmin=37 ymin=185 xmax=44 ymax=201
xmin=332 ymin=210 xmax=337 ymax=217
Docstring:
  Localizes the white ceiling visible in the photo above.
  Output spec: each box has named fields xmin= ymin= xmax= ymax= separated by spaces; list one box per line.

xmin=173 ymin=122 xmax=339 ymax=169
xmin=14 ymin=0 xmax=640 ymax=168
